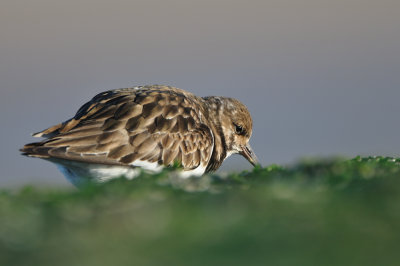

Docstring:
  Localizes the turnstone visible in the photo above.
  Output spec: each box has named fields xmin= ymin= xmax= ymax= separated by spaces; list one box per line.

xmin=21 ymin=85 xmax=259 ymax=185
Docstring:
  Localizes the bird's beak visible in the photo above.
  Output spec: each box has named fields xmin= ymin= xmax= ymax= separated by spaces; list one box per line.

xmin=240 ymin=143 xmax=260 ymax=167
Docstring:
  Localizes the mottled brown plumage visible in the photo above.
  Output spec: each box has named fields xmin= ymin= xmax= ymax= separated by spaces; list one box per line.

xmin=21 ymin=85 xmax=258 ymax=184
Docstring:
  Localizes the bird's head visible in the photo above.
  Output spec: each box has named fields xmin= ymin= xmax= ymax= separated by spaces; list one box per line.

xmin=211 ymin=97 xmax=260 ymax=167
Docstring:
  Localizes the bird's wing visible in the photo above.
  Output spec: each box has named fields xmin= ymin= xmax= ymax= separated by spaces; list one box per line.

xmin=21 ymin=86 xmax=214 ymax=171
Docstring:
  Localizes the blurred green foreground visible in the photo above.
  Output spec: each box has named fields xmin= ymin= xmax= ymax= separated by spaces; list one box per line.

xmin=1 ymin=157 xmax=400 ymax=266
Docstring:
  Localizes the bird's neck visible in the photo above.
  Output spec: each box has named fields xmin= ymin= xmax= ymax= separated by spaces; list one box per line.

xmin=202 ymin=96 xmax=229 ymax=172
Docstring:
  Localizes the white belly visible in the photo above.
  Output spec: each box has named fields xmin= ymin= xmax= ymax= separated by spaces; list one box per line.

xmin=50 ymin=159 xmax=206 ymax=186
xmin=55 ymin=161 xmax=140 ymax=186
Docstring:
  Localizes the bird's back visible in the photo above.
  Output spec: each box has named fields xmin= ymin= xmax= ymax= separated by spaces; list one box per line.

xmin=21 ymin=85 xmax=215 ymax=183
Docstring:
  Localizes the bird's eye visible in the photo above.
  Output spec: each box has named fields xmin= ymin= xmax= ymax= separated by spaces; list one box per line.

xmin=234 ymin=124 xmax=244 ymax=135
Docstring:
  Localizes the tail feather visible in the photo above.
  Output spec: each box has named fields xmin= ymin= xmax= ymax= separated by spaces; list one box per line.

xmin=20 ymin=142 xmax=52 ymax=158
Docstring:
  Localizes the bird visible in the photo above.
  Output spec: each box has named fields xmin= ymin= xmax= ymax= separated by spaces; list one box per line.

xmin=20 ymin=85 xmax=259 ymax=186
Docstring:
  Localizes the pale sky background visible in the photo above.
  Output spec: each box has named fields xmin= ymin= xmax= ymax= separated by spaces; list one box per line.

xmin=1 ymin=0 xmax=399 ymax=187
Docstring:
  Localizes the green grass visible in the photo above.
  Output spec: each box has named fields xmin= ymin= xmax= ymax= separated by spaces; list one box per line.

xmin=1 ymin=156 xmax=400 ymax=266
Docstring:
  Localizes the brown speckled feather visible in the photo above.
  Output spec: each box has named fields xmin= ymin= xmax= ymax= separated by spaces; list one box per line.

xmin=22 ymin=85 xmax=214 ymax=171
xmin=21 ymin=84 xmax=258 ymax=184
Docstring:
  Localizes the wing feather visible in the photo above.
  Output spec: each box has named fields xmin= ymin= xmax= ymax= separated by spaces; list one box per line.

xmin=21 ymin=86 xmax=214 ymax=171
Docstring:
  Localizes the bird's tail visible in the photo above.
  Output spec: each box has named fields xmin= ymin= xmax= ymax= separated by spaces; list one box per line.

xmin=20 ymin=141 xmax=52 ymax=158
